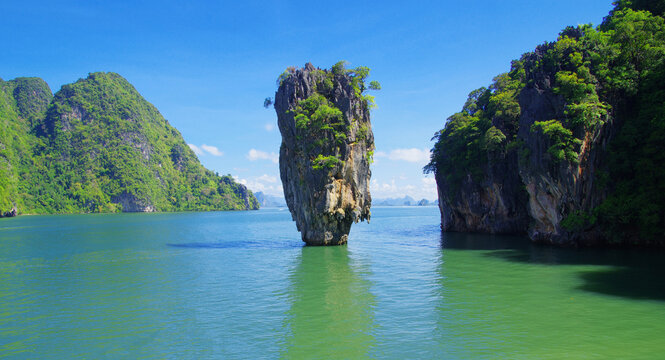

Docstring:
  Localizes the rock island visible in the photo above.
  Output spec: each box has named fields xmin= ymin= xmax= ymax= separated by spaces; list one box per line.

xmin=274 ymin=62 xmax=379 ymax=245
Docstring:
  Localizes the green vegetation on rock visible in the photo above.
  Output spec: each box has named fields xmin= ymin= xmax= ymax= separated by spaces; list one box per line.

xmin=427 ymin=0 xmax=665 ymax=244
xmin=274 ymin=62 xmax=376 ymax=245
xmin=282 ymin=62 xmax=379 ymax=171
xmin=0 ymin=77 xmax=52 ymax=215
xmin=424 ymin=65 xmax=524 ymax=187
xmin=312 ymin=155 xmax=342 ymax=170
xmin=0 ymin=72 xmax=258 ymax=215
xmin=531 ymin=120 xmax=582 ymax=163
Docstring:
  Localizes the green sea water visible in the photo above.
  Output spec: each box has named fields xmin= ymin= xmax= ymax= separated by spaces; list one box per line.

xmin=0 ymin=207 xmax=663 ymax=359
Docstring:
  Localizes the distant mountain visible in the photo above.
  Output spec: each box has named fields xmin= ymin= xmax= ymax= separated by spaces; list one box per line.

xmin=0 ymin=72 xmax=258 ymax=215
xmin=373 ymin=196 xmax=438 ymax=206
xmin=254 ymin=192 xmax=286 ymax=207
xmin=373 ymin=196 xmax=409 ymax=206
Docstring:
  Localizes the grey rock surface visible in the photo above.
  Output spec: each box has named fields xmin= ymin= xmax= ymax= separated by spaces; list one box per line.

xmin=275 ymin=63 xmax=374 ymax=245
xmin=435 ymin=44 xmax=613 ymax=245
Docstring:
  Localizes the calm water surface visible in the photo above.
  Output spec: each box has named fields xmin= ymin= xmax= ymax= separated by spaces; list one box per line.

xmin=0 ymin=207 xmax=664 ymax=359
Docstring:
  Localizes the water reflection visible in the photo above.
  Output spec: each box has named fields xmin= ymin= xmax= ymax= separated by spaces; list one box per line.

xmin=436 ymin=230 xmax=665 ymax=357
xmin=441 ymin=231 xmax=665 ymax=301
xmin=281 ymin=246 xmax=376 ymax=359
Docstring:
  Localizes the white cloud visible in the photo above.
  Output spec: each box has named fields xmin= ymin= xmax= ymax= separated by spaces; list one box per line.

xmin=201 ymin=144 xmax=223 ymax=157
xmin=264 ymin=123 xmax=275 ymax=131
xmin=257 ymin=174 xmax=278 ymax=183
xmin=383 ymin=148 xmax=431 ymax=163
xmin=370 ymin=176 xmax=438 ymax=201
xmin=421 ymin=177 xmax=438 ymax=199
xmin=371 ymin=179 xmax=397 ymax=193
xmin=188 ymin=144 xmax=203 ymax=156
xmin=247 ymin=149 xmax=279 ymax=163
xmin=189 ymin=143 xmax=223 ymax=157
xmin=422 ymin=177 xmax=436 ymax=185
xmin=234 ymin=174 xmax=283 ymax=196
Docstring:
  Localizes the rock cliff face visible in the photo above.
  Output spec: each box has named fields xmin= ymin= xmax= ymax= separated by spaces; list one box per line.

xmin=275 ymin=63 xmax=375 ymax=245
xmin=434 ymin=148 xmax=529 ymax=235
xmin=515 ymin=47 xmax=613 ymax=244
xmin=426 ymin=7 xmax=663 ymax=246
xmin=0 ymin=206 xmax=18 ymax=218
xmin=431 ymin=42 xmax=615 ymax=246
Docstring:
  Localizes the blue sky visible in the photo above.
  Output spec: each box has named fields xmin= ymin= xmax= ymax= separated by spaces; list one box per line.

xmin=2 ymin=0 xmax=614 ymax=200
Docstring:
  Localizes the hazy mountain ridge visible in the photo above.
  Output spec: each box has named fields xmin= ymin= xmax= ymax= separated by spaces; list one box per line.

xmin=373 ymin=196 xmax=437 ymax=206
xmin=254 ymin=192 xmax=287 ymax=207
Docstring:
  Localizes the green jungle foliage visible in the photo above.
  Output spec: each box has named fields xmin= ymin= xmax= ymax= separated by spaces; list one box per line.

xmin=0 ymin=72 xmax=258 ymax=214
xmin=312 ymin=155 xmax=342 ymax=170
xmin=282 ymin=62 xmax=378 ymax=172
xmin=424 ymin=65 xmax=524 ymax=187
xmin=0 ymin=77 xmax=52 ymax=214
xmin=427 ymin=0 xmax=665 ymax=243
xmin=531 ymin=120 xmax=582 ymax=163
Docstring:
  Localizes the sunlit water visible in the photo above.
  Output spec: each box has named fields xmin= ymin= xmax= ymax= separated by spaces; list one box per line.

xmin=0 ymin=207 xmax=664 ymax=359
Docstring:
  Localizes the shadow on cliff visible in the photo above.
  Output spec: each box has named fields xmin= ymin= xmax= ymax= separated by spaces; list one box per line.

xmin=440 ymin=232 xmax=665 ymax=301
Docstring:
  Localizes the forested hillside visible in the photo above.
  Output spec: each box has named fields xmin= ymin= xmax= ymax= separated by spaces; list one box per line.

xmin=0 ymin=77 xmax=52 ymax=215
xmin=0 ymin=72 xmax=258 ymax=215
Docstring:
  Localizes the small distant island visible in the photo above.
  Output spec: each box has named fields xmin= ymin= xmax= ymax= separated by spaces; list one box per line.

xmin=0 ymin=72 xmax=258 ymax=216
xmin=253 ymin=192 xmax=287 ymax=208
xmin=374 ymin=196 xmax=437 ymax=207
xmin=426 ymin=0 xmax=665 ymax=246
